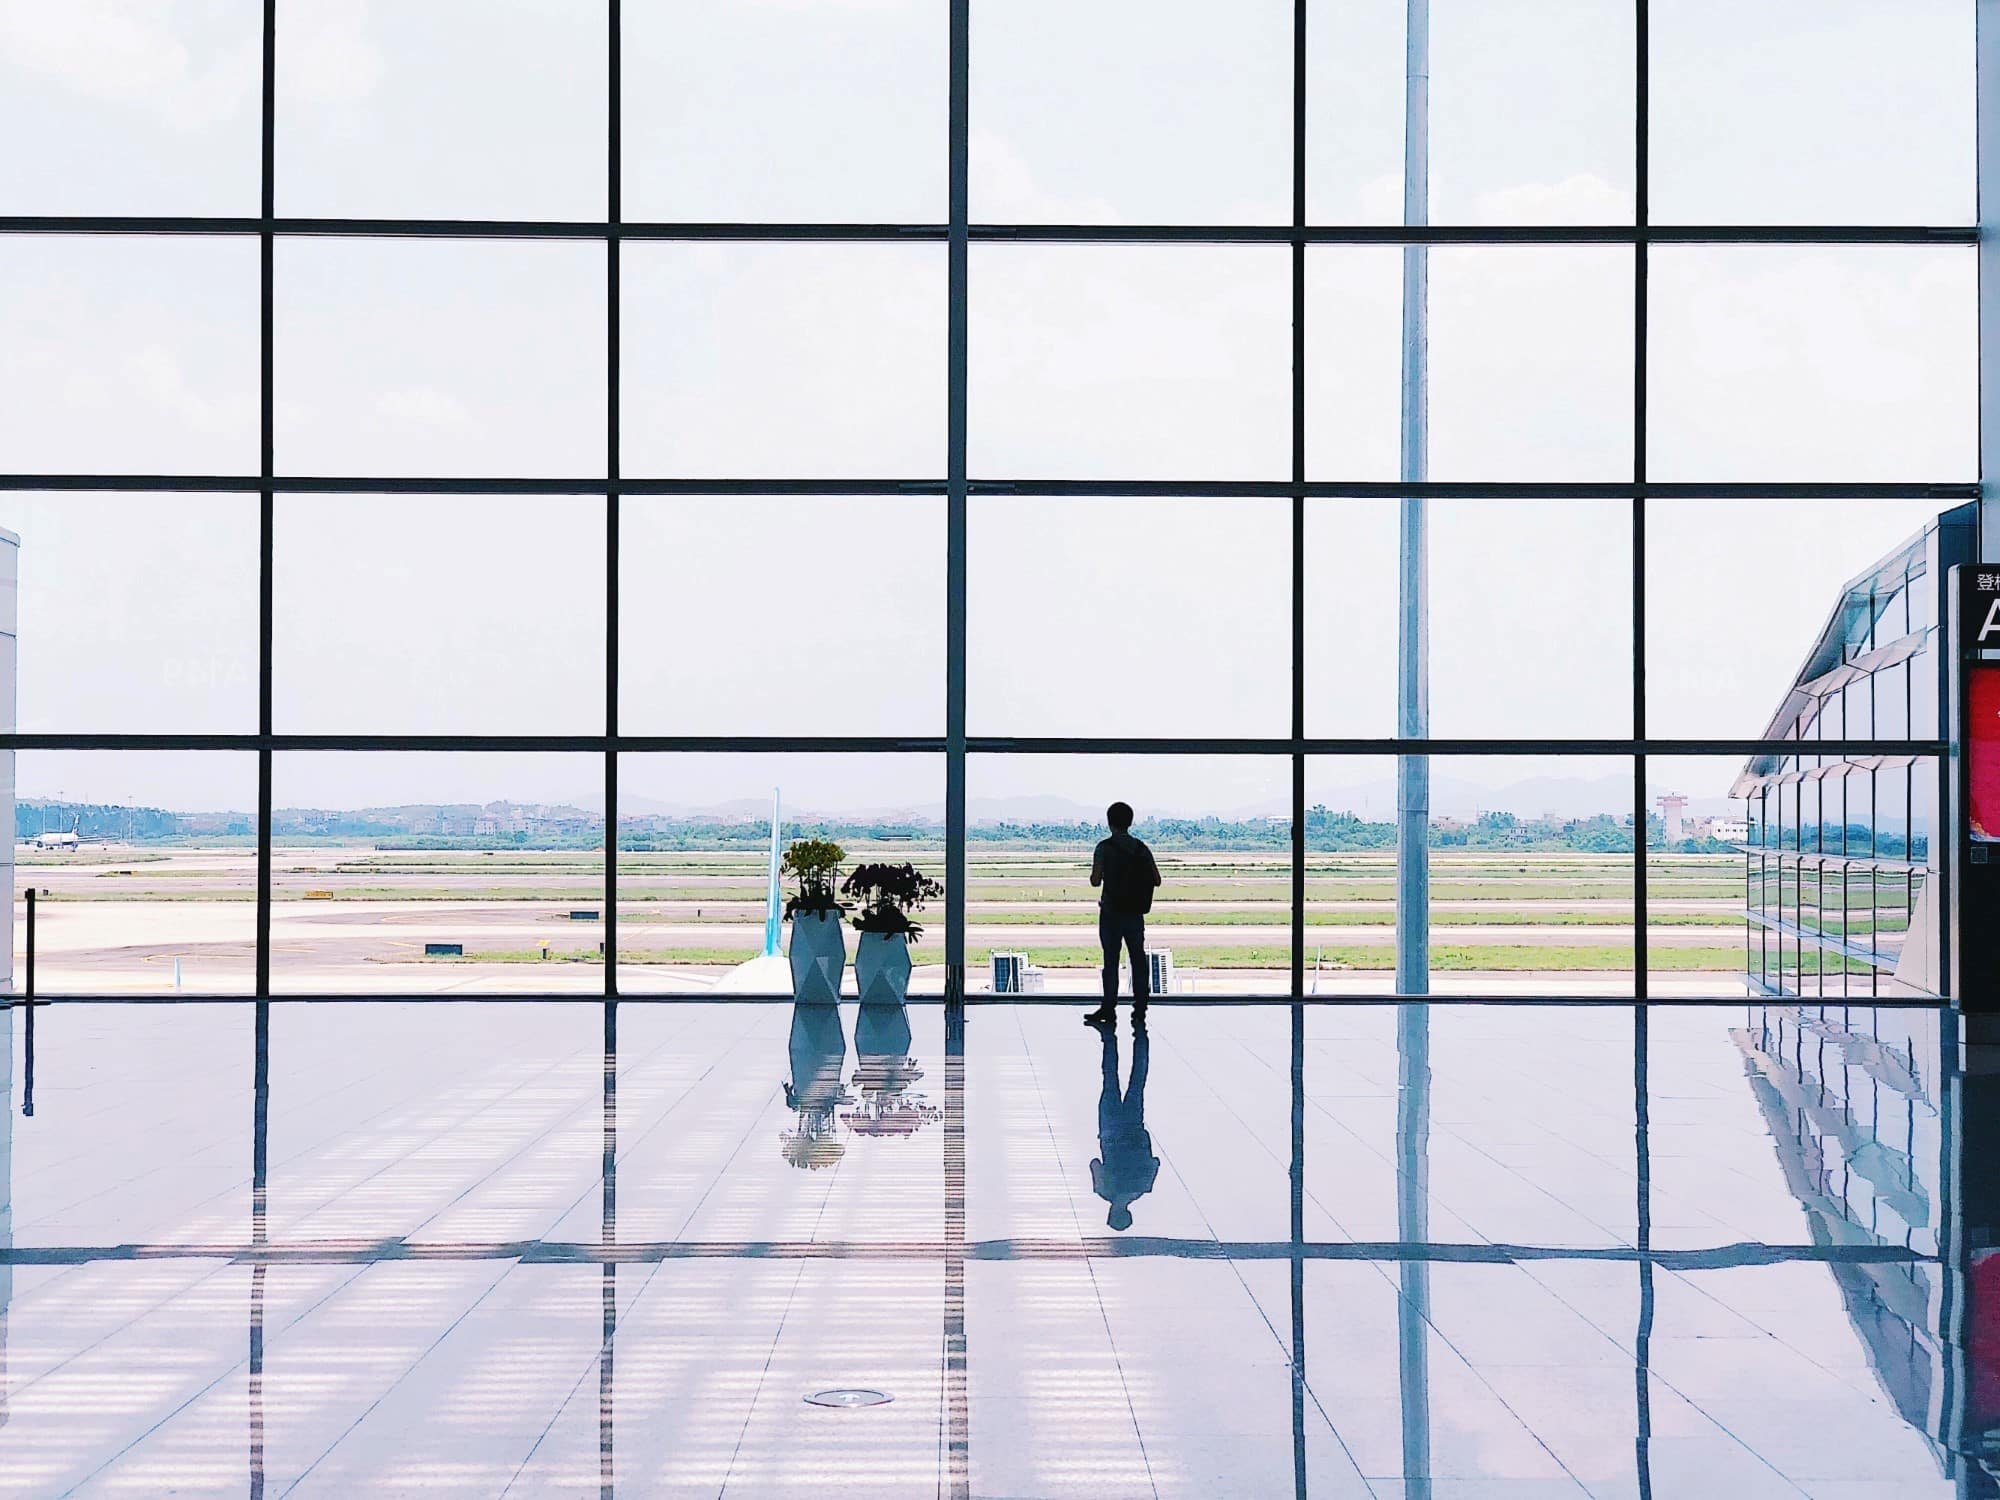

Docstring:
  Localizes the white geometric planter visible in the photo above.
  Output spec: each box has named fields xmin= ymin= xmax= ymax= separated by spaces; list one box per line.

xmin=788 ymin=910 xmax=847 ymax=1002
xmin=854 ymin=931 xmax=912 ymax=1005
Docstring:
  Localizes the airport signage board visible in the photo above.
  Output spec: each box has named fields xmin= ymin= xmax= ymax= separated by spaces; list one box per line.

xmin=1952 ymin=566 xmax=2000 ymax=1005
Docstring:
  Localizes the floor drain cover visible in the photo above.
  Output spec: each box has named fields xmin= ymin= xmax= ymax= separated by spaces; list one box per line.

xmin=804 ymin=1388 xmax=892 ymax=1409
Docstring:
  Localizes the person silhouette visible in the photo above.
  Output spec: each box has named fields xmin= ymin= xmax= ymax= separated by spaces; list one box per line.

xmin=1089 ymin=1017 xmax=1158 ymax=1231
xmin=1084 ymin=800 xmax=1162 ymax=1026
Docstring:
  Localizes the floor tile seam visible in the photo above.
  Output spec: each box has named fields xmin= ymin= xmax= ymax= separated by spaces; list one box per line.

xmin=17 ymin=1021 xmax=715 ymax=1481
xmin=1149 ymin=1025 xmax=1304 ymax=1225
xmin=1631 ymin=1356 xmax=1820 ymax=1498
xmin=1653 ymin=1259 xmax=1921 ymax=1412
xmin=1298 ymin=1084 xmax=1634 ymax=1252
xmin=713 ymin=1174 xmax=849 ymax=1500
xmin=4 ymin=1246 xmax=301 ymax=1409
xmin=487 ymin=1006 xmax=761 ymax=1250
xmin=270 ymin=1033 xmax=627 ymax=1240
xmin=300 ymin=1019 xmax=698 ymax=1251
xmin=495 ymin=1281 xmax=621 ymax=1500
xmin=1014 ymin=1011 xmax=1157 ymax=1498
xmin=274 ymin=1253 xmax=541 ymax=1499
xmin=46 ymin=1258 xmax=378 ymax=1500
xmin=658 ymin=1019 xmax=815 ymax=1248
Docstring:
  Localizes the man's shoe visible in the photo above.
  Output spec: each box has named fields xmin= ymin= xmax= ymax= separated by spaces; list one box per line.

xmin=1083 ymin=1006 xmax=1116 ymax=1027
xmin=1132 ymin=1001 xmax=1148 ymax=1028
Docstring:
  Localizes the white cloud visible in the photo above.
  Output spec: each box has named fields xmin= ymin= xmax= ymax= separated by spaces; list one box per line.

xmin=1468 ymin=172 xmax=1631 ymax=226
xmin=0 ymin=0 xmax=258 ymax=131
xmin=280 ymin=0 xmax=385 ymax=107
xmin=375 ymin=385 xmax=475 ymax=435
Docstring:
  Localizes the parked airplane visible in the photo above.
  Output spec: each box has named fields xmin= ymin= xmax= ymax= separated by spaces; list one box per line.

xmin=29 ymin=816 xmax=81 ymax=853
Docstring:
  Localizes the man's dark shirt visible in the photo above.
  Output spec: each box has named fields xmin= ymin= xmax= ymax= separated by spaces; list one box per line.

xmin=1091 ymin=831 xmax=1162 ymax=915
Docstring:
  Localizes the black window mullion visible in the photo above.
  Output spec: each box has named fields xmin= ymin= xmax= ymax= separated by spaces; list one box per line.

xmin=605 ymin=0 xmax=622 ymax=1002
xmin=1289 ymin=6 xmax=1310 ymax=1500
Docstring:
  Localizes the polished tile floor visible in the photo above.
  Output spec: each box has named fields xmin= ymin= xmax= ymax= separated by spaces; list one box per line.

xmin=0 ymin=998 xmax=1964 ymax=1497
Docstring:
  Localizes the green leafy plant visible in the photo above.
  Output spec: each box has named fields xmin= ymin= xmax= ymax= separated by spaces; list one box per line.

xmin=781 ymin=838 xmax=847 ymax=921
xmin=841 ymin=861 xmax=944 ymax=940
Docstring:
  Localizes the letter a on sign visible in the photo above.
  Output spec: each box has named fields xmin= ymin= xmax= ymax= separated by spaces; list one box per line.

xmin=1983 ymin=599 xmax=2000 ymax=642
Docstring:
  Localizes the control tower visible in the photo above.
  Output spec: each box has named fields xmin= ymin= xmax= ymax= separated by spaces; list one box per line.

xmin=1655 ymin=792 xmax=1687 ymax=846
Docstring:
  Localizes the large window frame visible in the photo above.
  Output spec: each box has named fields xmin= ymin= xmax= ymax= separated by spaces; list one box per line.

xmin=0 ymin=5 xmax=1976 ymax=1496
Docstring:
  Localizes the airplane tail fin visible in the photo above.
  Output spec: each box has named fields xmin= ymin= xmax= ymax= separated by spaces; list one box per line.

xmin=762 ymin=788 xmax=783 ymax=957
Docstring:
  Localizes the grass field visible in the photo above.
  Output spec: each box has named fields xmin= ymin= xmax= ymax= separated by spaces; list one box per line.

xmin=9 ymin=841 xmax=1789 ymax=995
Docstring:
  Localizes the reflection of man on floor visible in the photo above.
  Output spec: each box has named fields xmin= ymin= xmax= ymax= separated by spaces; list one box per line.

xmin=1090 ymin=1020 xmax=1158 ymax=1231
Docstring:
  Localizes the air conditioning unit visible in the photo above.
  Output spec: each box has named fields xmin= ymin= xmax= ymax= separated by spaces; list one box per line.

xmin=1117 ymin=948 xmax=1176 ymax=996
xmin=991 ymin=951 xmax=1029 ymax=994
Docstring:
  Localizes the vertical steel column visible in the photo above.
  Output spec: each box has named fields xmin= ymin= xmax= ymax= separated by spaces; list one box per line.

xmin=1395 ymin=3 xmax=1433 ymax=1493
xmin=1396 ymin=0 xmax=1431 ymax=1001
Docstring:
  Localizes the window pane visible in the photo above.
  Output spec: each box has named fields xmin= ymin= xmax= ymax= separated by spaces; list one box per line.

xmin=621 ymin=243 xmax=943 ymax=480
xmin=1303 ymin=247 xmax=1402 ymax=478
xmin=276 ymin=237 xmax=605 ymax=478
xmin=624 ymin=0 xmax=944 ymax=223
xmin=277 ymin=0 xmax=608 ymax=220
xmin=1311 ymin=247 xmax=1633 ymax=482
xmin=1428 ymin=247 xmax=1632 ymax=480
xmin=9 ymin=492 xmax=257 ymax=733
xmin=615 ymin=754 xmax=945 ymax=996
xmin=1640 ymin=756 xmax=1760 ymax=1001
xmin=1310 ymin=756 xmax=1636 ymax=998
xmin=970 ymin=245 xmax=1290 ymax=480
xmin=1652 ymin=0 xmax=1974 ymax=225
xmin=270 ymin=753 xmax=604 ymax=995
xmin=972 ymin=0 xmax=1289 ymax=225
xmin=621 ymin=496 xmax=941 ymax=736
xmin=1309 ymin=0 xmax=1633 ymax=225
xmin=1645 ymin=498 xmax=1945 ymax=739
xmin=1305 ymin=497 xmax=1632 ymax=738
xmin=275 ymin=493 xmax=605 ymax=734
xmin=967 ymin=755 xmax=1291 ymax=998
xmin=18 ymin=752 xmax=259 ymax=996
xmin=1648 ymin=247 xmax=1975 ymax=482
xmin=969 ymin=497 xmax=1289 ymax=737
xmin=0 ymin=235 xmax=258 ymax=476
xmin=0 ymin=0 xmax=260 ymax=214
xmin=1303 ymin=0 xmax=1404 ymax=225
xmin=1428 ymin=1 xmax=1634 ymax=224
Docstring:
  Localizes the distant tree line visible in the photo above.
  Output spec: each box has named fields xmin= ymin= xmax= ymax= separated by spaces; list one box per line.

xmin=14 ymin=800 xmax=1745 ymax=855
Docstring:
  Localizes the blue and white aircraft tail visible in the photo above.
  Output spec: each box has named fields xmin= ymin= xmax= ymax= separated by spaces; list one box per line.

xmin=716 ymin=787 xmax=792 ymax=993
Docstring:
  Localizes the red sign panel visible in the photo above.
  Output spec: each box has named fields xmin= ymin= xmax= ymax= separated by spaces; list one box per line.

xmin=1972 ymin=665 xmax=2000 ymax=841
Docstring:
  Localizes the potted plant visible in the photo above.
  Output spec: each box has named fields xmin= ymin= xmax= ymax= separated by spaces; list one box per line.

xmin=782 ymin=838 xmax=847 ymax=1001
xmin=840 ymin=862 xmax=943 ymax=1005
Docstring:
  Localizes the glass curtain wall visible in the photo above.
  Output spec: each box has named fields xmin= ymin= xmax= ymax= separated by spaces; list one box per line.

xmin=0 ymin=2 xmax=1978 ymax=1494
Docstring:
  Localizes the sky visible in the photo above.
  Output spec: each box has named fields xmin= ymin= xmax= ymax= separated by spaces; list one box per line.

xmin=0 ymin=0 xmax=1979 ymax=818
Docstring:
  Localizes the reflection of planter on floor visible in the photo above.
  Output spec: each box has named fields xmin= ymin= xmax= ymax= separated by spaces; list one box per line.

xmin=788 ymin=910 xmax=847 ymax=1001
xmin=854 ymin=932 xmax=912 ymax=1004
